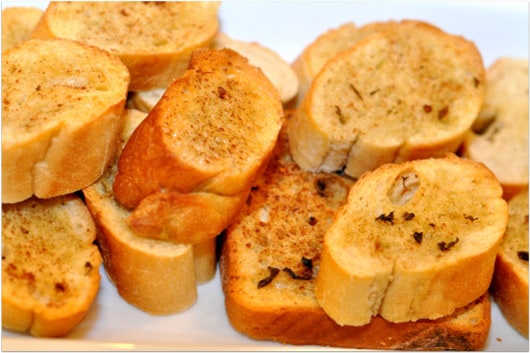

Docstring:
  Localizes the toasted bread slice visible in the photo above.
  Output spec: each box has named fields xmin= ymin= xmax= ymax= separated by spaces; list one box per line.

xmin=2 ymin=38 xmax=129 ymax=204
xmin=2 ymin=194 xmax=102 ymax=337
xmin=288 ymin=20 xmax=485 ymax=179
xmin=1 ymin=6 xmax=43 ymax=51
xmin=83 ymin=109 xmax=216 ymax=315
xmin=461 ymin=58 xmax=528 ymax=200
xmin=315 ymin=155 xmax=507 ymax=326
xmin=490 ymin=188 xmax=529 ymax=338
xmin=32 ymin=1 xmax=220 ymax=91
xmin=113 ymin=48 xmax=284 ymax=244
xmin=220 ymin=123 xmax=491 ymax=350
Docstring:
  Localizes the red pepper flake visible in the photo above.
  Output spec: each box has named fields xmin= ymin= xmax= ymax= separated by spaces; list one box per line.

xmin=423 ymin=105 xmax=432 ymax=113
xmin=218 ymin=86 xmax=228 ymax=99
xmin=413 ymin=231 xmax=423 ymax=244
xmin=376 ymin=211 xmax=395 ymax=224
xmin=257 ymin=267 xmax=280 ymax=288
xmin=438 ymin=237 xmax=459 ymax=251
xmin=308 ymin=216 xmax=318 ymax=226
xmin=438 ymin=106 xmax=449 ymax=120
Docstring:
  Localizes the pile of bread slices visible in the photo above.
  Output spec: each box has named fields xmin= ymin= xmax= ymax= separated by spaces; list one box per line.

xmin=2 ymin=2 xmax=528 ymax=350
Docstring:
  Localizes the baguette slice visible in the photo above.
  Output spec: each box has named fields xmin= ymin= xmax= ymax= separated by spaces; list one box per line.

xmin=220 ymin=123 xmax=491 ymax=350
xmin=315 ymin=155 xmax=507 ymax=326
xmin=2 ymin=38 xmax=129 ymax=203
xmin=461 ymin=58 xmax=529 ymax=200
xmin=490 ymin=188 xmax=529 ymax=338
xmin=288 ymin=20 xmax=485 ymax=179
xmin=83 ymin=109 xmax=216 ymax=315
xmin=31 ymin=1 xmax=220 ymax=91
xmin=1 ymin=6 xmax=43 ymax=51
xmin=2 ymin=194 xmax=102 ymax=337
xmin=113 ymin=48 xmax=284 ymax=244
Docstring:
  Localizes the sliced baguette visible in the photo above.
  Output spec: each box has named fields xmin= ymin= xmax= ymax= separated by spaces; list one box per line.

xmin=461 ymin=58 xmax=528 ymax=200
xmin=2 ymin=194 xmax=102 ymax=337
xmin=490 ymin=188 xmax=529 ymax=338
xmin=220 ymin=123 xmax=491 ymax=350
xmin=2 ymin=38 xmax=129 ymax=203
xmin=83 ymin=109 xmax=216 ymax=315
xmin=288 ymin=20 xmax=485 ymax=179
xmin=1 ymin=6 xmax=43 ymax=52
xmin=113 ymin=48 xmax=284 ymax=244
xmin=315 ymin=154 xmax=507 ymax=326
xmin=31 ymin=1 xmax=220 ymax=91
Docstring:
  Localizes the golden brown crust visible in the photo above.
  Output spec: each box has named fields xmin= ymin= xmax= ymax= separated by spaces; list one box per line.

xmin=1 ymin=6 xmax=43 ymax=51
xmin=31 ymin=1 xmax=220 ymax=91
xmin=315 ymin=155 xmax=507 ymax=326
xmin=2 ymin=194 xmax=102 ymax=337
xmin=490 ymin=189 xmax=529 ymax=337
xmin=113 ymin=48 xmax=284 ymax=244
xmin=2 ymin=38 xmax=129 ymax=203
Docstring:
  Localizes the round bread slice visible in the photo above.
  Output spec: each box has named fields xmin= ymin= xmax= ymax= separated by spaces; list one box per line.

xmin=2 ymin=194 xmax=102 ymax=337
xmin=288 ymin=20 xmax=485 ymax=179
xmin=113 ymin=48 xmax=284 ymax=244
xmin=2 ymin=38 xmax=130 ymax=204
xmin=31 ymin=1 xmax=220 ymax=91
xmin=1 ymin=6 xmax=43 ymax=52
xmin=490 ymin=188 xmax=529 ymax=338
xmin=315 ymin=155 xmax=508 ymax=326
xmin=461 ymin=58 xmax=528 ymax=200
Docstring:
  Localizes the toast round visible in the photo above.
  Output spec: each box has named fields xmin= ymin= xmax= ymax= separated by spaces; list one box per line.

xmin=1 ymin=6 xmax=43 ymax=52
xmin=31 ymin=1 xmax=220 ymax=91
xmin=461 ymin=58 xmax=528 ymax=200
xmin=315 ymin=155 xmax=508 ymax=326
xmin=83 ymin=109 xmax=216 ymax=315
xmin=2 ymin=194 xmax=102 ymax=337
xmin=490 ymin=189 xmax=529 ymax=338
xmin=113 ymin=48 xmax=284 ymax=244
xmin=220 ymin=123 xmax=491 ymax=350
xmin=2 ymin=38 xmax=129 ymax=203
xmin=288 ymin=20 xmax=485 ymax=179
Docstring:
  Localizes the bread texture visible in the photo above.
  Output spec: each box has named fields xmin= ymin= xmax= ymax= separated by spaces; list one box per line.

xmin=288 ymin=20 xmax=485 ymax=179
xmin=2 ymin=194 xmax=102 ymax=337
xmin=1 ymin=6 xmax=43 ymax=51
xmin=490 ymin=188 xmax=529 ymax=338
xmin=32 ymin=1 xmax=220 ymax=91
xmin=461 ymin=58 xmax=528 ymax=200
xmin=315 ymin=155 xmax=507 ymax=326
xmin=83 ymin=109 xmax=216 ymax=315
xmin=2 ymin=38 xmax=129 ymax=204
xmin=220 ymin=123 xmax=491 ymax=350
xmin=113 ymin=48 xmax=284 ymax=244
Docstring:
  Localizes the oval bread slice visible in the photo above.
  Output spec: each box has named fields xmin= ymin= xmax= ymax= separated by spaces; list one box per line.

xmin=288 ymin=20 xmax=485 ymax=179
xmin=2 ymin=38 xmax=130 ymax=203
xmin=461 ymin=58 xmax=529 ymax=200
xmin=32 ymin=1 xmax=220 ymax=91
xmin=113 ymin=48 xmax=284 ymax=244
xmin=490 ymin=188 xmax=529 ymax=338
xmin=1 ymin=6 xmax=43 ymax=52
xmin=2 ymin=194 xmax=102 ymax=337
xmin=315 ymin=155 xmax=508 ymax=326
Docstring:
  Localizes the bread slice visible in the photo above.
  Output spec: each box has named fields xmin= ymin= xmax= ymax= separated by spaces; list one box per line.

xmin=288 ymin=20 xmax=485 ymax=179
xmin=113 ymin=48 xmax=284 ymax=244
xmin=490 ymin=188 xmax=529 ymax=338
xmin=2 ymin=38 xmax=130 ymax=204
xmin=220 ymin=123 xmax=491 ymax=350
xmin=1 ymin=6 xmax=43 ymax=52
xmin=83 ymin=109 xmax=216 ymax=315
xmin=129 ymin=32 xmax=299 ymax=114
xmin=315 ymin=154 xmax=507 ymax=326
xmin=31 ymin=1 xmax=220 ymax=91
xmin=2 ymin=194 xmax=102 ymax=337
xmin=461 ymin=58 xmax=528 ymax=200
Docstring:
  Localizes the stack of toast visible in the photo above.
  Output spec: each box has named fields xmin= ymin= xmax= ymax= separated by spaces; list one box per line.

xmin=2 ymin=2 xmax=527 ymax=349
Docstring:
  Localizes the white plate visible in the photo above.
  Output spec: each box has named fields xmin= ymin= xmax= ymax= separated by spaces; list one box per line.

xmin=2 ymin=1 xmax=528 ymax=351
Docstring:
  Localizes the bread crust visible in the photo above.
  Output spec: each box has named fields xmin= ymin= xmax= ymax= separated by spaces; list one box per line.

xmin=288 ymin=20 xmax=485 ymax=179
xmin=315 ymin=155 xmax=507 ymax=326
xmin=32 ymin=2 xmax=220 ymax=91
xmin=2 ymin=194 xmax=102 ymax=337
xmin=2 ymin=38 xmax=129 ymax=203
xmin=113 ymin=48 xmax=284 ymax=244
xmin=490 ymin=189 xmax=529 ymax=337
